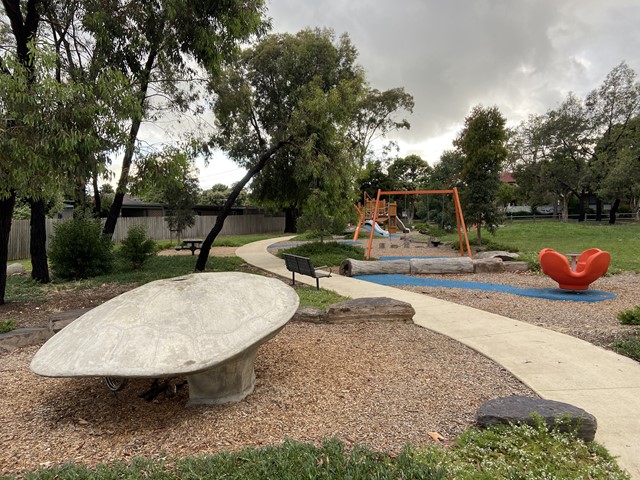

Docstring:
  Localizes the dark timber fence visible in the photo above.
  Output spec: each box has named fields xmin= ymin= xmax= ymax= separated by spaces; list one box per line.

xmin=7 ymin=215 xmax=285 ymax=261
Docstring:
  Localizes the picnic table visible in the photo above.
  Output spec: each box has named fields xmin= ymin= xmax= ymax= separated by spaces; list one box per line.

xmin=31 ymin=272 xmax=300 ymax=405
xmin=180 ymin=239 xmax=203 ymax=255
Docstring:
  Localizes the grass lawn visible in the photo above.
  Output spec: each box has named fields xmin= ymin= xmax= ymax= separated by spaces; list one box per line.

xmin=443 ymin=221 xmax=640 ymax=273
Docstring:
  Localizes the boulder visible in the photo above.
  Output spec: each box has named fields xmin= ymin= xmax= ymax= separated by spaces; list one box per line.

xmin=6 ymin=263 xmax=26 ymax=276
xmin=474 ymin=251 xmax=520 ymax=261
xmin=325 ymin=297 xmax=415 ymax=324
xmin=291 ymin=306 xmax=326 ymax=324
xmin=476 ymin=396 xmax=597 ymax=442
xmin=473 ymin=258 xmax=505 ymax=273
xmin=503 ymin=261 xmax=530 ymax=272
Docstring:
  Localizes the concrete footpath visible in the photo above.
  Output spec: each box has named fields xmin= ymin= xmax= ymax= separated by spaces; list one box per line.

xmin=237 ymin=237 xmax=640 ymax=478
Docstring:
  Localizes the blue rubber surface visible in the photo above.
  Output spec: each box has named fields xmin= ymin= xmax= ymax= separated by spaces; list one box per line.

xmin=353 ymin=274 xmax=616 ymax=302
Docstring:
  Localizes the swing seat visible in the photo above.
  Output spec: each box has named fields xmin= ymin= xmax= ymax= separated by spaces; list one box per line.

xmin=539 ymin=248 xmax=610 ymax=291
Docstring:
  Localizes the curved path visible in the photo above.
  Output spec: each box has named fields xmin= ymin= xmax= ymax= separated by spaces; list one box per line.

xmin=237 ymin=237 xmax=640 ymax=478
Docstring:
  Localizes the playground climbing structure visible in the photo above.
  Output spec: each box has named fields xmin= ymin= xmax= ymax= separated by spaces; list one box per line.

xmin=354 ymin=188 xmax=473 ymax=260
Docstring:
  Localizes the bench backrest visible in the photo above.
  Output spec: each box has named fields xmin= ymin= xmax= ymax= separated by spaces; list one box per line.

xmin=283 ymin=254 xmax=317 ymax=277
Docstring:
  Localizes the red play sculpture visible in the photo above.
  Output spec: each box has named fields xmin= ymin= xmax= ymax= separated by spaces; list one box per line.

xmin=539 ymin=248 xmax=611 ymax=291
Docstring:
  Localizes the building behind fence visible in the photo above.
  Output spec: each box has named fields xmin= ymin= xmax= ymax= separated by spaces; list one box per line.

xmin=8 ymin=215 xmax=285 ymax=261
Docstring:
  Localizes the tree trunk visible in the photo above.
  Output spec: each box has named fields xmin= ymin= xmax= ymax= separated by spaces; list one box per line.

xmin=103 ymin=48 xmax=157 ymax=237
xmin=339 ymin=258 xmax=410 ymax=276
xmin=195 ymin=138 xmax=291 ymax=271
xmin=561 ymin=195 xmax=569 ymax=221
xmin=578 ymin=191 xmax=587 ymax=222
xmin=29 ymin=199 xmax=50 ymax=283
xmin=92 ymin=172 xmax=101 ymax=217
xmin=284 ymin=206 xmax=298 ymax=233
xmin=476 ymin=222 xmax=482 ymax=246
xmin=595 ymin=198 xmax=603 ymax=222
xmin=0 ymin=192 xmax=17 ymax=305
xmin=609 ymin=198 xmax=620 ymax=225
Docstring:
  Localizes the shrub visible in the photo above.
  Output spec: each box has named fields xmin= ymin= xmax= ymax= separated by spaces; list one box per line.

xmin=119 ymin=224 xmax=157 ymax=270
xmin=618 ymin=305 xmax=640 ymax=325
xmin=0 ymin=319 xmax=16 ymax=334
xmin=49 ymin=216 xmax=114 ymax=280
xmin=612 ymin=334 xmax=640 ymax=361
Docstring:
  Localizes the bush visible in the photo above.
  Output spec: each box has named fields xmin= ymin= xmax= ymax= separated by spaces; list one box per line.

xmin=0 ymin=319 xmax=16 ymax=334
xmin=119 ymin=224 xmax=157 ymax=270
xmin=617 ymin=305 xmax=640 ymax=325
xmin=49 ymin=216 xmax=114 ymax=280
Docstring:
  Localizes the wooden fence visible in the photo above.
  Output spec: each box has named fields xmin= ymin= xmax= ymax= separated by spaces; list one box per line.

xmin=7 ymin=214 xmax=285 ymax=261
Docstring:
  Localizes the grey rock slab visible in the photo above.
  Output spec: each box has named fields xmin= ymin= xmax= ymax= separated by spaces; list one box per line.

xmin=477 ymin=396 xmax=597 ymax=442
xmin=291 ymin=306 xmax=326 ymax=323
xmin=474 ymin=251 xmax=520 ymax=261
xmin=325 ymin=297 xmax=415 ymax=324
xmin=6 ymin=263 xmax=26 ymax=276
xmin=473 ymin=257 xmax=505 ymax=273
xmin=31 ymin=272 xmax=299 ymax=405
xmin=0 ymin=328 xmax=54 ymax=353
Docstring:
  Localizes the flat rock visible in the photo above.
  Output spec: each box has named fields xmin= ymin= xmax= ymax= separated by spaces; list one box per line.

xmin=31 ymin=272 xmax=299 ymax=378
xmin=474 ymin=251 xmax=520 ymax=261
xmin=6 ymin=263 xmax=26 ymax=276
xmin=325 ymin=297 xmax=415 ymax=324
xmin=477 ymin=396 xmax=597 ymax=442
xmin=0 ymin=328 xmax=53 ymax=353
xmin=473 ymin=257 xmax=505 ymax=273
xmin=503 ymin=261 xmax=529 ymax=272
xmin=291 ymin=306 xmax=326 ymax=323
xmin=49 ymin=308 xmax=94 ymax=332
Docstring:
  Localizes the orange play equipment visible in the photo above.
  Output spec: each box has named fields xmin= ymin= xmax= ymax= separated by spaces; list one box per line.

xmin=355 ymin=188 xmax=472 ymax=260
xmin=539 ymin=248 xmax=611 ymax=291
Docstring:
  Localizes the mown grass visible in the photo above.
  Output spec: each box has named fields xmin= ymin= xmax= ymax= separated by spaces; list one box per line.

xmin=11 ymin=420 xmax=629 ymax=479
xmin=442 ymin=221 xmax=640 ymax=273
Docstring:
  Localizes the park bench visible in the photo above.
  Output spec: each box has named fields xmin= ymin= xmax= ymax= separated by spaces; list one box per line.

xmin=283 ymin=253 xmax=331 ymax=290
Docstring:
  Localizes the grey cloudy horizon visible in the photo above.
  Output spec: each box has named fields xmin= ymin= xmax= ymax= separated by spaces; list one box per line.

xmin=134 ymin=0 xmax=639 ymax=189
xmin=266 ymin=0 xmax=640 ymax=163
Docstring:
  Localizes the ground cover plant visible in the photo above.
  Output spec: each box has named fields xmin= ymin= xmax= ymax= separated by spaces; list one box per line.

xmin=618 ymin=305 xmax=640 ymax=325
xmin=8 ymin=422 xmax=628 ymax=480
xmin=440 ymin=221 xmax=640 ymax=273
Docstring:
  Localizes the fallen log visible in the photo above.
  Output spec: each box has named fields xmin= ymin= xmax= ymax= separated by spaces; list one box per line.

xmin=340 ymin=258 xmax=411 ymax=277
xmin=410 ymin=257 xmax=474 ymax=274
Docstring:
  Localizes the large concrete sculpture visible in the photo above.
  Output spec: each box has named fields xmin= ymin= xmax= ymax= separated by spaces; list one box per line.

xmin=31 ymin=272 xmax=299 ymax=405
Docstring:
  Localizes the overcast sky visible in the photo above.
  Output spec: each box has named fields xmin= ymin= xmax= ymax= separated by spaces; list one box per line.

xmin=147 ymin=0 xmax=640 ymax=189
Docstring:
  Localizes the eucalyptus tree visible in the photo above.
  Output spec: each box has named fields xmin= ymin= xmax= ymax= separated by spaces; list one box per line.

xmin=387 ymin=154 xmax=431 ymax=222
xmin=37 ymin=0 xmax=268 ymax=237
xmin=455 ymin=105 xmax=508 ymax=245
xmin=195 ymin=28 xmax=368 ymax=270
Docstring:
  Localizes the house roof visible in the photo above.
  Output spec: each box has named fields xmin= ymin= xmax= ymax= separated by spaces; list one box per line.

xmin=500 ymin=172 xmax=517 ymax=184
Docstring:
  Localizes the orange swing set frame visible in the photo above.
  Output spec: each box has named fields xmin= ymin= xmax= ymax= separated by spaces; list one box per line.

xmin=357 ymin=188 xmax=473 ymax=260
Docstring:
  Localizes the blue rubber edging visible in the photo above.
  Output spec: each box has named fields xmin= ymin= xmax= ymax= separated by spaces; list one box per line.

xmin=353 ymin=273 xmax=616 ymax=303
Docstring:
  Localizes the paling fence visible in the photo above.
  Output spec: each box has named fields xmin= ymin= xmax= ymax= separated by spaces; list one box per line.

xmin=7 ymin=215 xmax=285 ymax=261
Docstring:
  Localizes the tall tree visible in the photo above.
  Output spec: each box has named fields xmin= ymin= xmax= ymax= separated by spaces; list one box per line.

xmin=387 ymin=154 xmax=431 ymax=222
xmin=130 ymin=146 xmax=201 ymax=241
xmin=43 ymin=0 xmax=268 ymax=237
xmin=195 ymin=28 xmax=367 ymax=270
xmin=455 ymin=105 xmax=508 ymax=245
xmin=0 ymin=46 xmax=110 ymax=302
xmin=348 ymin=87 xmax=414 ymax=169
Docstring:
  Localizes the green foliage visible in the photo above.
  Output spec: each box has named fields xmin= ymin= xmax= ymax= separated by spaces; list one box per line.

xmin=618 ymin=306 xmax=640 ymax=325
xmin=295 ymin=285 xmax=349 ymax=309
xmin=131 ymin=147 xmax=200 ymax=240
xmin=15 ymin=430 xmax=627 ymax=480
xmin=427 ymin=416 xmax=629 ymax=479
xmin=0 ymin=319 xmax=16 ymax=334
xmin=456 ymin=105 xmax=508 ymax=244
xmin=48 ymin=217 xmax=114 ymax=280
xmin=612 ymin=333 xmax=640 ymax=362
xmin=278 ymin=241 xmax=366 ymax=267
xmin=118 ymin=225 xmax=157 ymax=270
